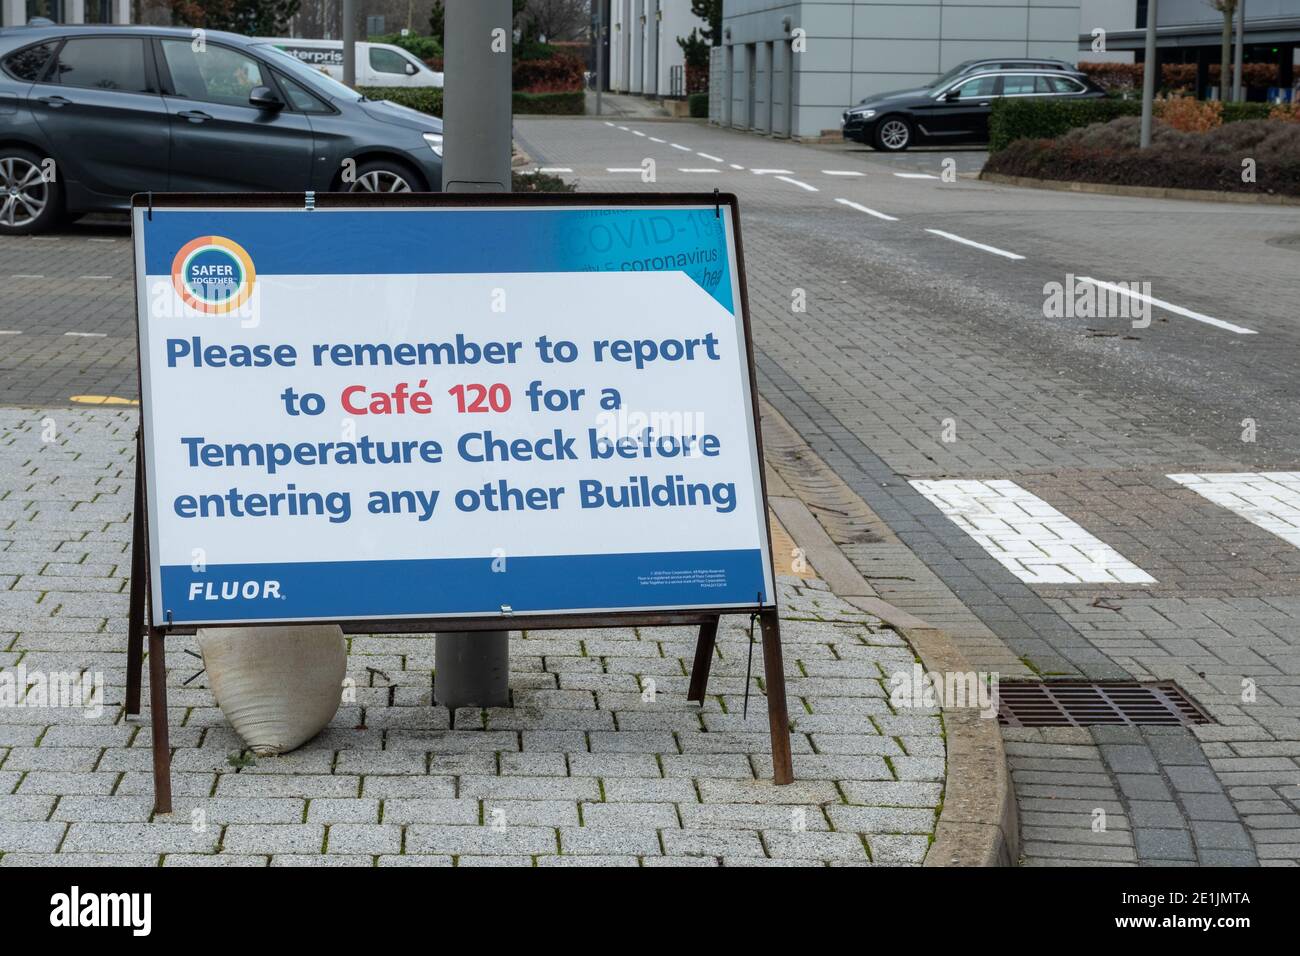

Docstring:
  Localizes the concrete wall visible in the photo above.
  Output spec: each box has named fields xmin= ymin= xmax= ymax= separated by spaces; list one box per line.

xmin=608 ymin=0 xmax=701 ymax=97
xmin=1079 ymin=0 xmax=1137 ymax=63
xmin=713 ymin=0 xmax=1083 ymax=138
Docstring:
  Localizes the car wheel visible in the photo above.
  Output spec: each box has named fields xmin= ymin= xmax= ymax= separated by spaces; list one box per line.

xmin=346 ymin=160 xmax=424 ymax=193
xmin=0 ymin=149 xmax=60 ymax=235
xmin=874 ymin=116 xmax=912 ymax=152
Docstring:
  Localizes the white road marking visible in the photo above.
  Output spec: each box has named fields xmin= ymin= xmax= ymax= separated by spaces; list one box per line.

xmin=822 ymin=170 xmax=865 ymax=177
xmin=649 ymin=136 xmax=666 ymax=143
xmin=606 ymin=167 xmax=646 ymax=173
xmin=64 ymin=332 xmax=107 ymax=337
xmin=751 ymin=168 xmax=793 ymax=175
xmin=729 ymin=163 xmax=745 ymax=170
xmin=616 ymin=125 xmax=629 ymax=131
xmin=697 ymin=152 xmax=723 ymax=162
xmin=775 ymin=175 xmax=818 ymax=192
xmin=894 ymin=172 xmax=940 ymax=179
xmin=88 ymin=238 xmax=116 ymax=243
xmin=1168 ymin=473 xmax=1300 ymax=550
xmin=925 ymin=229 xmax=1024 ymax=261
xmin=1076 ymin=276 xmax=1256 ymax=336
xmin=79 ymin=275 xmax=113 ymax=280
xmin=603 ymin=121 xmax=615 ymax=127
xmin=538 ymin=167 xmax=572 ymax=173
xmin=11 ymin=274 xmax=43 ymax=279
xmin=632 ymin=130 xmax=646 ymax=137
xmin=834 ymin=198 xmax=898 ymax=221
xmin=0 ymin=330 xmax=21 ymax=335
xmin=678 ymin=168 xmax=720 ymax=173
xmin=670 ymin=143 xmax=692 ymax=151
xmin=911 ymin=479 xmax=1156 ymax=585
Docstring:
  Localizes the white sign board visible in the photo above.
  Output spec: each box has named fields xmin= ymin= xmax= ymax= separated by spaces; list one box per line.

xmin=133 ymin=198 xmax=775 ymax=626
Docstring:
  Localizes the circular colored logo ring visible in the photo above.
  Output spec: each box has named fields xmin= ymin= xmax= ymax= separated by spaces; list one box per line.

xmin=170 ymin=236 xmax=256 ymax=314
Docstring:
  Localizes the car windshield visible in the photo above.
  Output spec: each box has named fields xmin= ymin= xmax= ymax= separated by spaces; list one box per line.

xmin=252 ymin=42 xmax=364 ymax=101
xmin=927 ymin=62 xmax=976 ymax=89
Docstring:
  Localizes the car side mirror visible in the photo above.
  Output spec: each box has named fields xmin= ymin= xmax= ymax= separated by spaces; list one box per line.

xmin=404 ymin=62 xmax=417 ymax=75
xmin=249 ymin=86 xmax=284 ymax=111
xmin=944 ymin=89 xmax=961 ymax=101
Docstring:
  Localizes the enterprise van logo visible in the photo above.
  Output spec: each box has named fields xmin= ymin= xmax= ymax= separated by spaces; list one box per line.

xmin=171 ymin=236 xmax=256 ymax=314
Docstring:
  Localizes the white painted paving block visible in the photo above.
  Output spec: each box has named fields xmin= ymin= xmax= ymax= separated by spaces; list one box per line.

xmin=909 ymin=479 xmax=1157 ymax=585
xmin=1168 ymin=473 xmax=1300 ymax=550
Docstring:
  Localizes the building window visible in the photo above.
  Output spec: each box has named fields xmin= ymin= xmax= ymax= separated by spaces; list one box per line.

xmin=86 ymin=0 xmax=114 ymax=23
xmin=26 ymin=0 xmax=66 ymax=22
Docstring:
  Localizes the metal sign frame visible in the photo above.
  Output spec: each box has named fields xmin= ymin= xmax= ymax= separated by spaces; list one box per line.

xmin=125 ymin=191 xmax=793 ymax=812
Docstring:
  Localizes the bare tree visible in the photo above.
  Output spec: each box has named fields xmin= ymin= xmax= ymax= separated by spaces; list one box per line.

xmin=520 ymin=0 xmax=589 ymax=42
xmin=1208 ymin=0 xmax=1238 ymax=99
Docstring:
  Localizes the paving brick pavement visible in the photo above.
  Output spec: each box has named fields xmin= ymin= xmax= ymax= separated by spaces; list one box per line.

xmin=0 ymin=406 xmax=944 ymax=866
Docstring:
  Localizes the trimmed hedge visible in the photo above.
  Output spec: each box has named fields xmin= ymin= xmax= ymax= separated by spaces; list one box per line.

xmin=988 ymin=98 xmax=1141 ymax=152
xmin=357 ymin=87 xmax=584 ymax=117
xmin=358 ymin=86 xmax=443 ymax=117
xmin=984 ymin=116 xmax=1300 ymax=197
xmin=688 ymin=92 xmax=709 ymax=118
xmin=989 ymin=97 xmax=1284 ymax=152
xmin=512 ymin=90 xmax=585 ymax=115
xmin=1223 ymin=101 xmax=1273 ymax=123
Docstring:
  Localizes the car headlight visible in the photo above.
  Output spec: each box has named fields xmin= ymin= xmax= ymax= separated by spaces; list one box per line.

xmin=853 ymin=109 xmax=876 ymax=119
xmin=423 ymin=132 xmax=443 ymax=157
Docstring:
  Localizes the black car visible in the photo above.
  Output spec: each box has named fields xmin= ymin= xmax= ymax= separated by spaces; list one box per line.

xmin=842 ymin=69 xmax=1104 ymax=151
xmin=0 ymin=24 xmax=444 ymax=234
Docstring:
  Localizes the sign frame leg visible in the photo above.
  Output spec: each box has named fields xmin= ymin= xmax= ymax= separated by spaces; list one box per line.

xmin=148 ymin=627 xmax=173 ymax=814
xmin=687 ymin=616 xmax=720 ymax=703
xmin=125 ymin=430 xmax=146 ymax=716
xmin=759 ymin=608 xmax=794 ymax=784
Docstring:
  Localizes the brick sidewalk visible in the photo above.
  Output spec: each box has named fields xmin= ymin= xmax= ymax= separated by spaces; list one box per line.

xmin=0 ymin=407 xmax=943 ymax=866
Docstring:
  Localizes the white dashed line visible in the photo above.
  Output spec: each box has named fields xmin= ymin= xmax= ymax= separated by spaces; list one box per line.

xmin=538 ymin=167 xmax=572 ymax=173
xmin=729 ymin=164 xmax=745 ymax=170
xmin=88 ymin=238 xmax=117 ymax=243
xmin=1168 ymin=473 xmax=1300 ymax=549
xmin=64 ymin=332 xmax=107 ymax=337
xmin=1076 ymin=276 xmax=1256 ymax=336
xmin=911 ymin=479 xmax=1156 ymax=585
xmin=775 ymin=176 xmax=818 ymax=192
xmin=696 ymin=152 xmax=723 ymax=162
xmin=834 ymin=198 xmax=898 ymax=221
xmin=0 ymin=330 xmax=21 ymax=335
xmin=603 ymin=121 xmax=615 ymax=127
xmin=616 ymin=125 xmax=629 ymax=131
xmin=750 ymin=168 xmax=793 ymax=175
xmin=649 ymin=136 xmax=666 ymax=143
xmin=822 ymin=170 xmax=865 ymax=177
xmin=670 ymin=143 xmax=692 ymax=151
xmin=632 ymin=130 xmax=646 ymax=137
xmin=678 ymin=168 xmax=720 ymax=173
xmin=79 ymin=275 xmax=114 ymax=280
xmin=606 ymin=167 xmax=645 ymax=173
xmin=894 ymin=172 xmax=940 ymax=180
xmin=925 ymin=229 xmax=1024 ymax=261
xmin=11 ymin=274 xmax=43 ymax=279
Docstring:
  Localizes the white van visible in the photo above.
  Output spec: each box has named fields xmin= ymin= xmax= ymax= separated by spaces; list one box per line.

xmin=256 ymin=38 xmax=444 ymax=88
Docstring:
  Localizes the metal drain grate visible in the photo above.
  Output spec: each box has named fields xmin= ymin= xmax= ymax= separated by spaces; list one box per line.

xmin=998 ymin=680 xmax=1211 ymax=728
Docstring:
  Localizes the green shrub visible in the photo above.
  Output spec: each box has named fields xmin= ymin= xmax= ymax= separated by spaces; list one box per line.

xmin=512 ymin=90 xmax=585 ymax=115
xmin=512 ymin=169 xmax=577 ymax=193
xmin=988 ymin=98 xmax=1141 ymax=152
xmin=369 ymin=32 xmax=443 ymax=62
xmin=358 ymin=86 xmax=443 ymax=116
xmin=1222 ymin=101 xmax=1272 ymax=124
xmin=688 ymin=92 xmax=709 ymax=118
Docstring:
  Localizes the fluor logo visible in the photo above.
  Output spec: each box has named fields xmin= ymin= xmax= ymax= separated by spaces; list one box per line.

xmin=171 ymin=236 xmax=256 ymax=314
